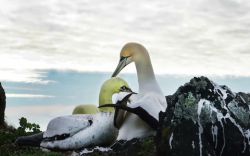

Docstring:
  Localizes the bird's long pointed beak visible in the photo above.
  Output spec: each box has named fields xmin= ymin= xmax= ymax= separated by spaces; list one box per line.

xmin=112 ymin=57 xmax=131 ymax=77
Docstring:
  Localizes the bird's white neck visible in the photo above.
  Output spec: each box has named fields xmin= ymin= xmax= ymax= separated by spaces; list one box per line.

xmin=134 ymin=51 xmax=163 ymax=94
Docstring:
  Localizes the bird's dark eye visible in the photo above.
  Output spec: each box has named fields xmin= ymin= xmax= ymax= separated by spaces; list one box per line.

xmin=120 ymin=86 xmax=132 ymax=92
xmin=120 ymin=86 xmax=127 ymax=91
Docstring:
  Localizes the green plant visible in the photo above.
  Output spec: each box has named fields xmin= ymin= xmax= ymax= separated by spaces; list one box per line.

xmin=17 ymin=117 xmax=41 ymax=135
xmin=0 ymin=117 xmax=62 ymax=156
xmin=0 ymin=117 xmax=41 ymax=145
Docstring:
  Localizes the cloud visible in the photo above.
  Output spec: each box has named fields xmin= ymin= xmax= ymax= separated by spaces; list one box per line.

xmin=5 ymin=86 xmax=41 ymax=91
xmin=6 ymin=93 xmax=54 ymax=98
xmin=0 ymin=68 xmax=54 ymax=84
xmin=0 ymin=0 xmax=250 ymax=83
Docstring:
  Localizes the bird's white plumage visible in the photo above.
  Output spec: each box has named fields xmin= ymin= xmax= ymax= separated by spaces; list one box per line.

xmin=117 ymin=113 xmax=154 ymax=140
xmin=40 ymin=112 xmax=117 ymax=150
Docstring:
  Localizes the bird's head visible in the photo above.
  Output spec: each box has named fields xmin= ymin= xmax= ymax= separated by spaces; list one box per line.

xmin=112 ymin=42 xmax=148 ymax=77
xmin=99 ymin=77 xmax=131 ymax=112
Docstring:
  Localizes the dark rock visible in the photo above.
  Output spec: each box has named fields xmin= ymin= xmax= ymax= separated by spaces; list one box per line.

xmin=157 ymin=76 xmax=250 ymax=156
xmin=0 ymin=82 xmax=6 ymax=129
xmin=236 ymin=92 xmax=250 ymax=106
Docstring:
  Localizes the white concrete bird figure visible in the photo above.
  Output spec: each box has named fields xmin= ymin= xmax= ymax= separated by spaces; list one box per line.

xmin=16 ymin=77 xmax=132 ymax=150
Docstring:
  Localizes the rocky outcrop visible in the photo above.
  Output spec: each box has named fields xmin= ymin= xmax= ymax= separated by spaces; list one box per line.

xmin=0 ymin=82 xmax=6 ymax=129
xmin=157 ymin=77 xmax=250 ymax=156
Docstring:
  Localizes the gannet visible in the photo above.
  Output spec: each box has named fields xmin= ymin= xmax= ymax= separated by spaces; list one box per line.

xmin=110 ymin=42 xmax=167 ymax=141
xmin=16 ymin=77 xmax=131 ymax=150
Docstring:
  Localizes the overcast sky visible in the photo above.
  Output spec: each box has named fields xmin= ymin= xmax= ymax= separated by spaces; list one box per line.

xmin=0 ymin=0 xmax=250 ymax=84
xmin=1 ymin=0 xmax=250 ymax=129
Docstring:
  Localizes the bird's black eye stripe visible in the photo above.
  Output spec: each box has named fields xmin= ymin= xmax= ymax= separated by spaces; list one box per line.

xmin=120 ymin=55 xmax=132 ymax=61
xmin=120 ymin=56 xmax=127 ymax=61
